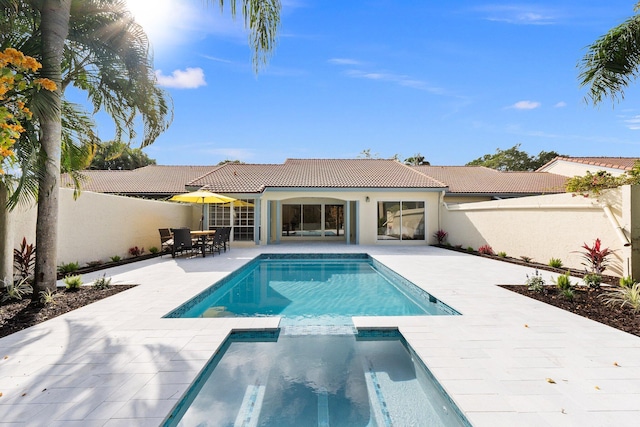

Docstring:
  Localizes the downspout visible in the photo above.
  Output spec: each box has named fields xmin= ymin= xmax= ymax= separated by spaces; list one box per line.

xmin=603 ymin=205 xmax=631 ymax=247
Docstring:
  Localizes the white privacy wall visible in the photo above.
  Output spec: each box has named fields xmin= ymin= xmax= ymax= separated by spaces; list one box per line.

xmin=440 ymin=187 xmax=635 ymax=277
xmin=11 ymin=188 xmax=195 ymax=266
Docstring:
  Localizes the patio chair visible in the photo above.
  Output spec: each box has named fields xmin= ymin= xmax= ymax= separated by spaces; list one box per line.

xmin=159 ymin=228 xmax=173 ymax=256
xmin=172 ymin=228 xmax=195 ymax=258
xmin=221 ymin=227 xmax=232 ymax=251
xmin=205 ymin=231 xmax=225 ymax=256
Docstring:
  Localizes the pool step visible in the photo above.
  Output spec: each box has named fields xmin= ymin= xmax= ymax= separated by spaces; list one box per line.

xmin=362 ymin=358 xmax=393 ymax=427
xmin=234 ymin=381 xmax=266 ymax=427
xmin=318 ymin=388 xmax=329 ymax=427
xmin=280 ymin=324 xmax=357 ymax=336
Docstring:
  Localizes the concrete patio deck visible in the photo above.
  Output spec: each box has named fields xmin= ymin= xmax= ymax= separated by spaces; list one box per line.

xmin=1 ymin=245 xmax=639 ymax=426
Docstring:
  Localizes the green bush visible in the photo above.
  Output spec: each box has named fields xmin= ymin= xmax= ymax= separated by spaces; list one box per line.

xmin=57 ymin=261 xmax=80 ymax=276
xmin=553 ymin=272 xmax=573 ymax=291
xmin=93 ymin=274 xmax=112 ymax=290
xmin=548 ymin=258 xmax=563 ymax=268
xmin=497 ymin=251 xmax=507 ymax=258
xmin=467 ymin=246 xmax=474 ymax=252
xmin=110 ymin=255 xmax=121 ymax=262
xmin=583 ymin=273 xmax=602 ymax=289
xmin=39 ymin=289 xmax=57 ymax=305
xmin=149 ymin=246 xmax=159 ymax=254
xmin=1 ymin=277 xmax=33 ymax=302
xmin=64 ymin=275 xmax=83 ymax=291
xmin=619 ymin=276 xmax=636 ymax=288
xmin=603 ymin=283 xmax=640 ymax=313
xmin=525 ymin=270 xmax=545 ymax=292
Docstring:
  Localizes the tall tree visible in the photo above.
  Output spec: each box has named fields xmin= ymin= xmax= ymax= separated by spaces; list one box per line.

xmin=579 ymin=1 xmax=640 ymax=104
xmin=466 ymin=144 xmax=563 ymax=171
xmin=1 ymin=0 xmax=281 ymax=294
xmin=404 ymin=153 xmax=430 ymax=166
xmin=89 ymin=140 xmax=155 ymax=170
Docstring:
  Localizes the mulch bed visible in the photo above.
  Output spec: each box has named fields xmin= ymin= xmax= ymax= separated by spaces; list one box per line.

xmin=501 ymin=285 xmax=640 ymax=337
xmin=0 ymin=285 xmax=135 ymax=339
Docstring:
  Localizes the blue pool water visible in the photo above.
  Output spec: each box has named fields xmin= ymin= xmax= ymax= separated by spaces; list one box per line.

xmin=165 ymin=254 xmax=458 ymax=321
xmin=163 ymin=330 xmax=471 ymax=427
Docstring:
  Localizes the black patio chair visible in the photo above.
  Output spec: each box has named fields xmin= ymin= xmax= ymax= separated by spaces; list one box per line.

xmin=172 ymin=228 xmax=195 ymax=258
xmin=159 ymin=228 xmax=173 ymax=257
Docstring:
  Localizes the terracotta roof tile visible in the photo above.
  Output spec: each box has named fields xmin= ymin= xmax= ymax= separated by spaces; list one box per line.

xmin=191 ymin=159 xmax=446 ymax=192
xmin=412 ymin=166 xmax=567 ymax=194
xmin=549 ymin=156 xmax=639 ymax=171
xmin=61 ymin=165 xmax=218 ymax=195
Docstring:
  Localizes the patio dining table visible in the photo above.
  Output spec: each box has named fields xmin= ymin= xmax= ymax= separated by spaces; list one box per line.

xmin=190 ymin=229 xmax=216 ymax=257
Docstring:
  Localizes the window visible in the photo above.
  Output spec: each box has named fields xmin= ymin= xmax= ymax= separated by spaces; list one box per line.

xmin=208 ymin=199 xmax=255 ymax=241
xmin=377 ymin=201 xmax=425 ymax=241
xmin=282 ymin=203 xmax=344 ymax=237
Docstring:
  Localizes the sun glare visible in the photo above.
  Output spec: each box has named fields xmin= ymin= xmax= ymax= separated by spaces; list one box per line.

xmin=125 ymin=0 xmax=177 ymax=48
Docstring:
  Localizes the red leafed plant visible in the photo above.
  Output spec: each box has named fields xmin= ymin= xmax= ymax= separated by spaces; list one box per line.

xmin=579 ymin=238 xmax=612 ymax=274
xmin=478 ymin=244 xmax=495 ymax=255
xmin=433 ymin=229 xmax=448 ymax=244
xmin=13 ymin=237 xmax=36 ymax=282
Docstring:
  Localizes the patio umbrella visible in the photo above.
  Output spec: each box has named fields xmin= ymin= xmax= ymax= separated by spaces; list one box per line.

xmin=170 ymin=190 xmax=237 ymax=230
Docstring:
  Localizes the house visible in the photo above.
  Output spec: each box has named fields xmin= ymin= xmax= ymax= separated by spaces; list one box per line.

xmin=62 ymin=159 xmax=570 ymax=246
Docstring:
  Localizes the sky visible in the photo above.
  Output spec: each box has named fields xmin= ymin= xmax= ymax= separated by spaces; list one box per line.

xmin=90 ymin=0 xmax=640 ymax=166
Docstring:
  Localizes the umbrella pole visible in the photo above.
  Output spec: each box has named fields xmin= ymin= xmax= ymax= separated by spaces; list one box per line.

xmin=201 ymin=198 xmax=205 ymax=231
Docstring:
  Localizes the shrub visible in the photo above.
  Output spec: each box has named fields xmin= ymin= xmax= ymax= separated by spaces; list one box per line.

xmin=1 ymin=277 xmax=33 ymax=302
xmin=57 ymin=261 xmax=79 ymax=276
xmin=64 ymin=275 xmax=83 ymax=291
xmin=149 ymin=246 xmax=159 ymax=254
xmin=525 ymin=270 xmax=545 ymax=292
xmin=561 ymin=288 xmax=575 ymax=301
xmin=39 ymin=289 xmax=57 ymax=305
xmin=478 ymin=245 xmax=494 ymax=255
xmin=553 ymin=272 xmax=573 ymax=291
xmin=93 ymin=274 xmax=112 ymax=290
xmin=86 ymin=260 xmax=103 ymax=268
xmin=548 ymin=258 xmax=563 ymax=268
xmin=497 ymin=251 xmax=507 ymax=258
xmin=620 ymin=276 xmax=637 ymax=288
xmin=110 ymin=255 xmax=121 ymax=262
xmin=433 ymin=229 xmax=448 ymax=244
xmin=467 ymin=246 xmax=474 ymax=252
xmin=128 ymin=246 xmax=144 ymax=257
xmin=602 ymin=283 xmax=640 ymax=313
xmin=583 ymin=273 xmax=602 ymax=289
xmin=578 ymin=238 xmax=612 ymax=275
xmin=520 ymin=256 xmax=532 ymax=263
xmin=13 ymin=237 xmax=36 ymax=282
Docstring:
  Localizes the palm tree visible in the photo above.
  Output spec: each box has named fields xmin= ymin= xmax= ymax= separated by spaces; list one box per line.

xmin=579 ymin=1 xmax=640 ymax=104
xmin=1 ymin=0 xmax=281 ymax=294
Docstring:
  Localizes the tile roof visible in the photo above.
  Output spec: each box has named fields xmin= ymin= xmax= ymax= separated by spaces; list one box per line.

xmin=61 ymin=165 xmax=217 ymax=196
xmin=540 ymin=156 xmax=639 ymax=171
xmin=412 ymin=166 xmax=567 ymax=194
xmin=191 ymin=159 xmax=447 ymax=192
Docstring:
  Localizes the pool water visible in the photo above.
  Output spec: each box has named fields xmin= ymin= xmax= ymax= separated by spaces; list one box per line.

xmin=163 ymin=330 xmax=471 ymax=427
xmin=165 ymin=254 xmax=458 ymax=321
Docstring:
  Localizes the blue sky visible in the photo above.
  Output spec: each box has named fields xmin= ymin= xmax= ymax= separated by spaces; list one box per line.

xmin=100 ymin=1 xmax=640 ymax=166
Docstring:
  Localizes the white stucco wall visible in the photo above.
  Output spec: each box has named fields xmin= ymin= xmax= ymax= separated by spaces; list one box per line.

xmin=11 ymin=188 xmax=195 ymax=266
xmin=257 ymin=189 xmax=440 ymax=246
xmin=541 ymin=160 xmax=628 ymax=177
xmin=441 ymin=188 xmax=631 ymax=277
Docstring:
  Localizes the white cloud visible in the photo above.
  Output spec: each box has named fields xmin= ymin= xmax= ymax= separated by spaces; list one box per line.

xmin=510 ymin=100 xmax=541 ymax=110
xmin=155 ymin=68 xmax=206 ymax=89
xmin=344 ymin=69 xmax=446 ymax=95
xmin=475 ymin=5 xmax=557 ymax=25
xmin=328 ymin=58 xmax=362 ymax=65
xmin=554 ymin=101 xmax=567 ymax=108
xmin=624 ymin=115 xmax=640 ymax=130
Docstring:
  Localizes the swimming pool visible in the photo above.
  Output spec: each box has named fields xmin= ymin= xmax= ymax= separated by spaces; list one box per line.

xmin=165 ymin=253 xmax=458 ymax=322
xmin=162 ymin=329 xmax=471 ymax=427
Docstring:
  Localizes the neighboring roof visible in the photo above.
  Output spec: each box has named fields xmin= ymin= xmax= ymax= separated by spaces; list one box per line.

xmin=190 ymin=159 xmax=447 ymax=192
xmin=538 ymin=156 xmax=639 ymax=172
xmin=61 ymin=165 xmax=217 ymax=196
xmin=412 ymin=165 xmax=567 ymax=195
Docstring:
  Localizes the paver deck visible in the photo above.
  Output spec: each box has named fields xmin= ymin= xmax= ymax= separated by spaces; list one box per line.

xmin=1 ymin=245 xmax=639 ymax=426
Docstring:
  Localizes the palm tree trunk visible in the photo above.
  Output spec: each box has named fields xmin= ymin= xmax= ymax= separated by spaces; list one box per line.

xmin=0 ymin=185 xmax=13 ymax=283
xmin=33 ymin=0 xmax=71 ymax=294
